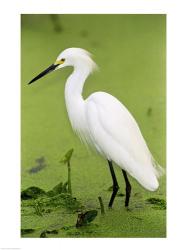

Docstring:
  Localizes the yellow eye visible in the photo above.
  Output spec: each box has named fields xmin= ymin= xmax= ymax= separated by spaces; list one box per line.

xmin=61 ymin=58 xmax=65 ymax=62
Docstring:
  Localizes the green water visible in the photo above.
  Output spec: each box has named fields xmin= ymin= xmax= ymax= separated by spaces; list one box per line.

xmin=21 ymin=14 xmax=166 ymax=237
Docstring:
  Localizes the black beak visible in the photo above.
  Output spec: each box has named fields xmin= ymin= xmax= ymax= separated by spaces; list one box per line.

xmin=28 ymin=64 xmax=59 ymax=85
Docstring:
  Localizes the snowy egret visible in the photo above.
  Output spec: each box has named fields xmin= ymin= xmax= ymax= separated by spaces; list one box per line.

xmin=29 ymin=48 xmax=164 ymax=207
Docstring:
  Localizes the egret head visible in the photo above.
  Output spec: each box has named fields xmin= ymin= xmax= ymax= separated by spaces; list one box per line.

xmin=28 ymin=48 xmax=97 ymax=84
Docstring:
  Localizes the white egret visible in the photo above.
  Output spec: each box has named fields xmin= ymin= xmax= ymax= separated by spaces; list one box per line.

xmin=29 ymin=48 xmax=164 ymax=207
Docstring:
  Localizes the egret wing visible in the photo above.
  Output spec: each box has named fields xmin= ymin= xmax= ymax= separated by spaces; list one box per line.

xmin=86 ymin=92 xmax=161 ymax=191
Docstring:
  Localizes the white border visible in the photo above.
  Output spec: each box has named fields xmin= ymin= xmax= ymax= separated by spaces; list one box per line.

xmin=19 ymin=0 xmax=168 ymax=14
xmin=1 ymin=0 xmax=187 ymax=249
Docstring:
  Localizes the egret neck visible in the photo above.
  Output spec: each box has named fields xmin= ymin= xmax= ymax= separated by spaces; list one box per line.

xmin=64 ymin=66 xmax=90 ymax=136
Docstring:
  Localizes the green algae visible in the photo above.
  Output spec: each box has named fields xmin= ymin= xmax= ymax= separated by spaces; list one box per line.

xmin=146 ymin=198 xmax=166 ymax=210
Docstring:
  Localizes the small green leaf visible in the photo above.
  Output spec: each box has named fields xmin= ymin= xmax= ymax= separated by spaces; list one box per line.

xmin=76 ymin=210 xmax=98 ymax=227
xmin=84 ymin=210 xmax=98 ymax=223
xmin=60 ymin=149 xmax=74 ymax=164
xmin=47 ymin=182 xmax=68 ymax=197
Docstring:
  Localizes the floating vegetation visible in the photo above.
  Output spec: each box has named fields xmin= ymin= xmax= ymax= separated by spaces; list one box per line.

xmin=76 ymin=210 xmax=98 ymax=227
xmin=40 ymin=229 xmax=59 ymax=238
xmin=21 ymin=181 xmax=83 ymax=237
xmin=21 ymin=186 xmax=46 ymax=200
xmin=40 ymin=193 xmax=81 ymax=211
xmin=21 ymin=149 xmax=85 ymax=237
xmin=66 ymin=224 xmax=99 ymax=237
xmin=39 ymin=223 xmax=69 ymax=238
xmin=21 ymin=228 xmax=35 ymax=236
xmin=146 ymin=198 xmax=166 ymax=210
xmin=34 ymin=200 xmax=43 ymax=216
xmin=22 ymin=182 xmax=81 ymax=212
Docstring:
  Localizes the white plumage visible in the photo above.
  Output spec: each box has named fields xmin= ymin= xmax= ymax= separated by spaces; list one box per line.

xmin=57 ymin=48 xmax=163 ymax=191
xmin=29 ymin=47 xmax=164 ymax=206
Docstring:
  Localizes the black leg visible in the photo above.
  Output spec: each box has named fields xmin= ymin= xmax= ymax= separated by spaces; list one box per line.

xmin=122 ymin=170 xmax=131 ymax=207
xmin=108 ymin=160 xmax=119 ymax=208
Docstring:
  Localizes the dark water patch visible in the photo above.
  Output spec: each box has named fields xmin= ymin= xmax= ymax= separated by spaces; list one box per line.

xmin=28 ymin=165 xmax=45 ymax=174
xmin=28 ymin=156 xmax=46 ymax=174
